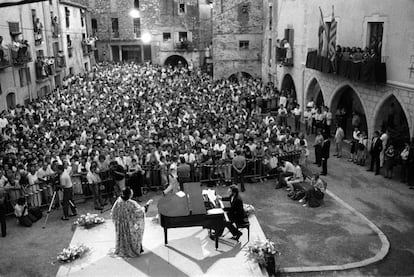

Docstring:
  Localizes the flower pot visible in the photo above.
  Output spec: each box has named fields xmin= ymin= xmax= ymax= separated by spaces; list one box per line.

xmin=265 ymin=254 xmax=277 ymax=277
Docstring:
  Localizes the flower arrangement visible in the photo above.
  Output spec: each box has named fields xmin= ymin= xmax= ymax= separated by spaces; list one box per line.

xmin=243 ymin=203 xmax=255 ymax=216
xmin=74 ymin=213 xmax=105 ymax=228
xmin=57 ymin=244 xmax=89 ymax=263
xmin=245 ymin=238 xmax=280 ymax=266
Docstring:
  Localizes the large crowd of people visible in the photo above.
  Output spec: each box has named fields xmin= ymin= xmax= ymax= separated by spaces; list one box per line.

xmin=0 ymin=62 xmax=314 ymax=237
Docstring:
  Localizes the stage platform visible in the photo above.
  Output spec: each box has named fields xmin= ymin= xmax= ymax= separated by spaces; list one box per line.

xmin=56 ymin=215 xmax=267 ymax=277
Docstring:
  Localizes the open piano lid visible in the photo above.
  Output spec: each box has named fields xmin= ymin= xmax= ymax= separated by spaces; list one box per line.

xmin=157 ymin=183 xmax=207 ymax=217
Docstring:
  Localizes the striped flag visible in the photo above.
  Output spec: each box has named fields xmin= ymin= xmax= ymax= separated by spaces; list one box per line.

xmin=328 ymin=7 xmax=337 ymax=62
xmin=318 ymin=7 xmax=329 ymax=56
xmin=318 ymin=7 xmax=325 ymax=55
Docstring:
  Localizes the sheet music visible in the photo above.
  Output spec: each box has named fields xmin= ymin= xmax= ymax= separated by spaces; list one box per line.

xmin=202 ymin=189 xmax=217 ymax=207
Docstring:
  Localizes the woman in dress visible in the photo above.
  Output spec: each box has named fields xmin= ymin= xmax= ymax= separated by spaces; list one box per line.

xmin=111 ymin=188 xmax=152 ymax=257
xmin=383 ymin=144 xmax=395 ymax=179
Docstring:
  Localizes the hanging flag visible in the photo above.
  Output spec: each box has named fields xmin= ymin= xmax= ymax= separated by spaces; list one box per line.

xmin=318 ymin=7 xmax=325 ymax=55
xmin=318 ymin=7 xmax=329 ymax=57
xmin=328 ymin=6 xmax=337 ymax=62
xmin=0 ymin=0 xmax=47 ymax=8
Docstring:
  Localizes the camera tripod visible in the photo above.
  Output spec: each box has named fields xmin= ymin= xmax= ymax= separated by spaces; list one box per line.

xmin=42 ymin=187 xmax=75 ymax=229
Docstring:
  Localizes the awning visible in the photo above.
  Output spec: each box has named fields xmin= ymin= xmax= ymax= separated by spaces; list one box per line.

xmin=0 ymin=0 xmax=47 ymax=8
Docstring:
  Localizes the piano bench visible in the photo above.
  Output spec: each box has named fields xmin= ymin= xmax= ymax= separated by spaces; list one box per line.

xmin=236 ymin=222 xmax=250 ymax=241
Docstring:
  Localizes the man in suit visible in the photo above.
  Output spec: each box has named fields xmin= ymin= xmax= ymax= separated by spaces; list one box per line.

xmin=321 ymin=134 xmax=331 ymax=175
xmin=214 ymin=185 xmax=247 ymax=241
xmin=232 ymin=151 xmax=246 ymax=192
xmin=368 ymin=131 xmax=383 ymax=175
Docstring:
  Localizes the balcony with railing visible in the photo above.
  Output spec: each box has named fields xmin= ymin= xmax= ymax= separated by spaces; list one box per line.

xmin=56 ymin=51 xmax=66 ymax=70
xmin=305 ymin=48 xmax=386 ymax=83
xmin=276 ymin=46 xmax=293 ymax=67
xmin=0 ymin=47 xmax=12 ymax=70
xmin=35 ymin=57 xmax=54 ymax=82
xmin=112 ymin=31 xmax=120 ymax=39
xmin=51 ymin=16 xmax=60 ymax=38
xmin=175 ymin=40 xmax=193 ymax=51
xmin=10 ymin=42 xmax=32 ymax=65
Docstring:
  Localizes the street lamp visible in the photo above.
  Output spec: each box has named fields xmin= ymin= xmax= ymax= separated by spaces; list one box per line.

xmin=129 ymin=8 xmax=140 ymax=19
xmin=141 ymin=32 xmax=151 ymax=44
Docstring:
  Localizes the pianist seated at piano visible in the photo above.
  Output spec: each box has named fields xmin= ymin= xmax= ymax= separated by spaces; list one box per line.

xmin=212 ymin=185 xmax=247 ymax=241
xmin=162 ymin=159 xmax=180 ymax=196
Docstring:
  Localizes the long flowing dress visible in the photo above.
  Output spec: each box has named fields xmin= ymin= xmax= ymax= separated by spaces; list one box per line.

xmin=111 ymin=197 xmax=145 ymax=257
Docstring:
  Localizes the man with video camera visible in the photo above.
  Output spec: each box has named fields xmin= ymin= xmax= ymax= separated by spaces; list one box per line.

xmin=57 ymin=165 xmax=77 ymax=220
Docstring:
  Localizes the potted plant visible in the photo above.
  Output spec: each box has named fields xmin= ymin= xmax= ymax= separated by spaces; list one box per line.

xmin=246 ymin=238 xmax=280 ymax=276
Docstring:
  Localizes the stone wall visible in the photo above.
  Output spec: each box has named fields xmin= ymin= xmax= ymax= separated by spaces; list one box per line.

xmin=212 ymin=0 xmax=263 ymax=80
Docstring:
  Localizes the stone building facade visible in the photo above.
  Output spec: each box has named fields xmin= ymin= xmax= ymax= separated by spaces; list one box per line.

xmin=0 ymin=0 xmax=85 ymax=110
xmin=88 ymin=0 xmax=210 ymax=69
xmin=59 ymin=0 xmax=92 ymax=75
xmin=212 ymin=0 xmax=263 ymax=80
xmin=263 ymin=0 xmax=414 ymax=143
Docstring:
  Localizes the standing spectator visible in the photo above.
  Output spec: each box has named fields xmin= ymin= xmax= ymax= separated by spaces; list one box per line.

xmin=232 ymin=150 xmax=246 ymax=192
xmin=383 ymin=144 xmax=395 ymax=179
xmin=0 ymin=185 xmax=6 ymax=237
xmin=400 ymin=142 xmax=410 ymax=184
xmin=321 ymin=134 xmax=331 ymax=175
xmin=334 ymin=123 xmax=344 ymax=158
xmin=292 ymin=104 xmax=301 ymax=132
xmin=349 ymin=127 xmax=360 ymax=163
xmin=177 ymin=157 xmax=191 ymax=191
xmin=368 ymin=131 xmax=383 ymax=175
xmin=278 ymin=104 xmax=287 ymax=127
xmin=58 ymin=165 xmax=77 ymax=220
xmin=380 ymin=129 xmax=389 ymax=168
xmin=325 ymin=107 xmax=333 ymax=137
xmin=86 ymin=162 xmax=105 ymax=210
xmin=356 ymin=132 xmax=368 ymax=166
xmin=304 ymin=106 xmax=312 ymax=136
xmin=314 ymin=130 xmax=324 ymax=167
xmin=352 ymin=112 xmax=361 ymax=130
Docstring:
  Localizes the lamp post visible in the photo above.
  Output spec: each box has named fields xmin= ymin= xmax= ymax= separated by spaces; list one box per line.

xmin=129 ymin=8 xmax=151 ymax=63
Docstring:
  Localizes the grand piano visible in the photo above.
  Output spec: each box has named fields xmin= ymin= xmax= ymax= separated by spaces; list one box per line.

xmin=157 ymin=183 xmax=227 ymax=249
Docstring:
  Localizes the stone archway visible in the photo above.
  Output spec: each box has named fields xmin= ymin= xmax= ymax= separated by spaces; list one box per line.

xmin=374 ymin=94 xmax=410 ymax=150
xmin=228 ymin=71 xmax=252 ymax=83
xmin=164 ymin=55 xmax=188 ymax=68
xmin=6 ymin=92 xmax=16 ymax=110
xmin=281 ymin=73 xmax=297 ymax=106
xmin=305 ymin=78 xmax=325 ymax=108
xmin=330 ymin=85 xmax=368 ymax=138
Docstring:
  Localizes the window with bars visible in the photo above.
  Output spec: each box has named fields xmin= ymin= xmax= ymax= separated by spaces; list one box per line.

xmin=178 ymin=0 xmax=185 ymax=14
xmin=239 ymin=40 xmax=249 ymax=50
xmin=8 ymin=22 xmax=20 ymax=35
xmin=133 ymin=18 xmax=141 ymax=37
xmin=91 ymin=18 xmax=98 ymax=35
xmin=65 ymin=7 xmax=70 ymax=28
xmin=134 ymin=0 xmax=139 ymax=9
xmin=111 ymin=18 xmax=119 ymax=38
xmin=80 ymin=9 xmax=85 ymax=27
xmin=179 ymin=32 xmax=187 ymax=41
xmin=19 ymin=67 xmax=31 ymax=87
xmin=163 ymin=32 xmax=171 ymax=41
xmin=269 ymin=5 xmax=272 ymax=30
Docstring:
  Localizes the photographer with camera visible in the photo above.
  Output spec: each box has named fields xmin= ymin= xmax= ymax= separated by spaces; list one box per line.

xmin=57 ymin=165 xmax=77 ymax=220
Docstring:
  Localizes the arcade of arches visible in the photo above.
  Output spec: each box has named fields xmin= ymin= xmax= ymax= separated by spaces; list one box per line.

xmin=6 ymin=93 xmax=16 ymax=110
xmin=305 ymin=77 xmax=410 ymax=148
xmin=330 ymin=85 xmax=368 ymax=139
xmin=375 ymin=95 xmax=410 ymax=149
xmin=281 ymin=74 xmax=297 ymax=105
xmin=228 ymin=71 xmax=252 ymax=83
xmin=164 ymin=55 xmax=188 ymax=68
xmin=306 ymin=78 xmax=325 ymax=108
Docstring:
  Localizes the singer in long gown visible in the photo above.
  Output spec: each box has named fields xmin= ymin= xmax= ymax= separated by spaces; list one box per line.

xmin=111 ymin=188 xmax=145 ymax=257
